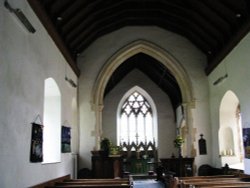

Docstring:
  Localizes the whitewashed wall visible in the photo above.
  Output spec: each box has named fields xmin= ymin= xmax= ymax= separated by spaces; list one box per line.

xmin=78 ymin=26 xmax=209 ymax=170
xmin=0 ymin=0 xmax=78 ymax=187
xmin=208 ymin=32 xmax=250 ymax=173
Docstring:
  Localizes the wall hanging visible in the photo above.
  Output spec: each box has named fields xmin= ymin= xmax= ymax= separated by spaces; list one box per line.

xmin=30 ymin=119 xmax=43 ymax=162
xmin=243 ymin=128 xmax=250 ymax=159
xmin=61 ymin=125 xmax=71 ymax=153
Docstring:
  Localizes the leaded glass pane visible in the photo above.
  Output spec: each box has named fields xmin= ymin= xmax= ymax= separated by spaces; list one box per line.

xmin=119 ymin=91 xmax=154 ymax=145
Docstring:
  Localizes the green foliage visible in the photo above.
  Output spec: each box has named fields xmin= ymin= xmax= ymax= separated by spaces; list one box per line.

xmin=110 ymin=145 xmax=122 ymax=155
xmin=100 ymin=137 xmax=111 ymax=150
xmin=174 ymin=135 xmax=184 ymax=148
xmin=100 ymin=138 xmax=122 ymax=155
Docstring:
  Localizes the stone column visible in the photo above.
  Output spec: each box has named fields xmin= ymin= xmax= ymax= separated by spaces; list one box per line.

xmin=95 ymin=104 xmax=104 ymax=150
xmin=182 ymin=101 xmax=195 ymax=157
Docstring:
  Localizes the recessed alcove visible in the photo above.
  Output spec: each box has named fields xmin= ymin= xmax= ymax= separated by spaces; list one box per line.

xmin=219 ymin=90 xmax=244 ymax=169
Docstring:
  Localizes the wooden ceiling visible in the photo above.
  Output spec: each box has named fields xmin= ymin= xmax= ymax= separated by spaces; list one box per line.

xmin=104 ymin=53 xmax=182 ymax=109
xmin=28 ymin=0 xmax=250 ymax=108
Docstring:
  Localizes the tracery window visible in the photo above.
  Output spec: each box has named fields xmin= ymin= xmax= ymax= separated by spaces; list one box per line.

xmin=118 ymin=91 xmax=155 ymax=145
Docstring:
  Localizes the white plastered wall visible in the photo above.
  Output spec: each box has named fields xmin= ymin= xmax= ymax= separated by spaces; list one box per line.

xmin=78 ymin=26 xmax=210 ymax=171
xmin=208 ymin=32 xmax=250 ymax=173
xmin=0 ymin=0 xmax=78 ymax=187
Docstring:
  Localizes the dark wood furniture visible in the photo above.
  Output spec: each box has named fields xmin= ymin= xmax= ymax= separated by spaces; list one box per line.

xmin=31 ymin=174 xmax=70 ymax=188
xmin=121 ymin=141 xmax=158 ymax=174
xmin=92 ymin=155 xmax=123 ymax=178
xmin=160 ymin=157 xmax=194 ymax=177
xmin=45 ymin=178 xmax=131 ymax=188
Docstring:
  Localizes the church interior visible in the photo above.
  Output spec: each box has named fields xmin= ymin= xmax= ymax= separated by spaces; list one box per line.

xmin=1 ymin=0 xmax=250 ymax=187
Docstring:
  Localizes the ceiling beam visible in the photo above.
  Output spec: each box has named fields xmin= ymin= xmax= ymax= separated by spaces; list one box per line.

xmin=205 ymin=18 xmax=250 ymax=75
xmin=27 ymin=0 xmax=80 ymax=77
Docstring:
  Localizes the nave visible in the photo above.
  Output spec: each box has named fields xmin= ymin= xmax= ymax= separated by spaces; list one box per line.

xmin=34 ymin=173 xmax=250 ymax=188
xmin=33 ymin=175 xmax=165 ymax=188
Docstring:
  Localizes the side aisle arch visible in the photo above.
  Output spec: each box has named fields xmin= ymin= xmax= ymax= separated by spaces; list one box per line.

xmin=91 ymin=40 xmax=195 ymax=155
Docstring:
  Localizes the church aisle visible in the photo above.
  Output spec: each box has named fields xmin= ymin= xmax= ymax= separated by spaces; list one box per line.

xmin=133 ymin=179 xmax=165 ymax=188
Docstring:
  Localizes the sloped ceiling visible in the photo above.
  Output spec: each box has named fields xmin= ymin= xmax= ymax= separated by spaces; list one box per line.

xmin=28 ymin=0 xmax=250 ymax=109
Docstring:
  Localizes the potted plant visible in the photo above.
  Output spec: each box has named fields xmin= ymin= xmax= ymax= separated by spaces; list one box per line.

xmin=100 ymin=137 xmax=111 ymax=157
xmin=174 ymin=135 xmax=184 ymax=157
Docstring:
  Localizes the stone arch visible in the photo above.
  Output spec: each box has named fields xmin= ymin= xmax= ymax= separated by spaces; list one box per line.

xmin=92 ymin=40 xmax=195 ymax=154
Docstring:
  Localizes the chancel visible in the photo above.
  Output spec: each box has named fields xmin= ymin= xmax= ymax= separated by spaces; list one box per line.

xmin=1 ymin=0 xmax=250 ymax=187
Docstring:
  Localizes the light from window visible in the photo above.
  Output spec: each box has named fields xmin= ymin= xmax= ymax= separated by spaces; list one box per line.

xmin=118 ymin=91 xmax=154 ymax=145
xmin=43 ymin=78 xmax=61 ymax=163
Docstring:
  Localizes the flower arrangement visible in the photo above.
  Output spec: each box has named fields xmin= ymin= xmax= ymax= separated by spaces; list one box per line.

xmin=173 ymin=135 xmax=184 ymax=148
xmin=110 ymin=144 xmax=122 ymax=155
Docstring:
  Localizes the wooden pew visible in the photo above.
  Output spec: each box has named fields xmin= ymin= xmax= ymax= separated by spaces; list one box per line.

xmin=61 ymin=179 xmax=129 ymax=184
xmin=178 ymin=176 xmax=250 ymax=188
xmin=54 ymin=180 xmax=130 ymax=186
xmin=45 ymin=178 xmax=131 ymax=188
xmin=202 ymin=183 xmax=249 ymax=188
xmin=31 ymin=174 xmax=71 ymax=188
xmin=180 ymin=177 xmax=242 ymax=183
xmin=179 ymin=175 xmax=237 ymax=180
xmin=169 ymin=175 xmax=250 ymax=188
xmin=168 ymin=175 xmax=238 ymax=188
xmin=181 ymin=182 xmax=250 ymax=188
xmin=201 ymin=185 xmax=250 ymax=188
xmin=47 ymin=185 xmax=130 ymax=188
xmin=64 ymin=178 xmax=129 ymax=182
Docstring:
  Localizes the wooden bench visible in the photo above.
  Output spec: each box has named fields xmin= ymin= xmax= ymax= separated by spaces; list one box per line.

xmin=62 ymin=179 xmax=129 ymax=184
xmin=31 ymin=175 xmax=71 ymax=188
xmin=201 ymin=185 xmax=250 ymax=188
xmin=167 ymin=174 xmax=250 ymax=188
xmin=178 ymin=176 xmax=250 ymax=188
xmin=179 ymin=175 xmax=237 ymax=180
xmin=46 ymin=185 xmax=130 ymax=188
xmin=45 ymin=178 xmax=131 ymax=188
xmin=181 ymin=182 xmax=250 ymax=188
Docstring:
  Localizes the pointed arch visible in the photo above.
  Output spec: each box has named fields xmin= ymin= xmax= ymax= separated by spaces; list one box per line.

xmin=116 ymin=86 xmax=158 ymax=146
xmin=92 ymin=40 xmax=194 ymax=107
xmin=91 ymin=40 xmax=195 ymax=152
xmin=219 ymin=90 xmax=244 ymax=169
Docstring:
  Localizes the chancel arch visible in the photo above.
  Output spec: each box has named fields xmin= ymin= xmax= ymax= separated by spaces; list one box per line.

xmin=92 ymin=40 xmax=195 ymax=156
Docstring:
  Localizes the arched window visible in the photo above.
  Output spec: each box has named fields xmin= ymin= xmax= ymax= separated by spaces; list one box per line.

xmin=43 ymin=78 xmax=61 ymax=163
xmin=117 ymin=86 xmax=157 ymax=146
